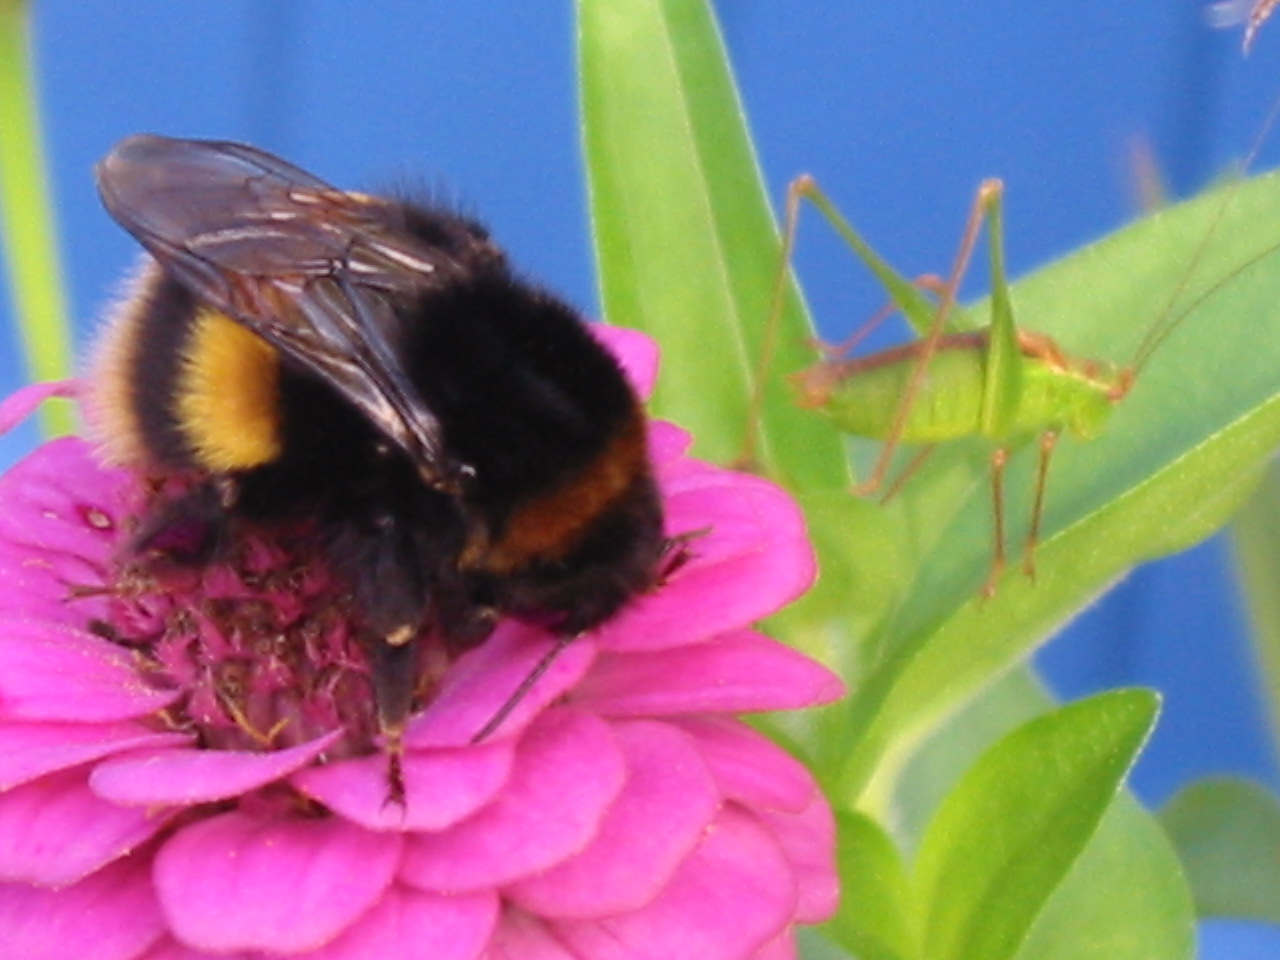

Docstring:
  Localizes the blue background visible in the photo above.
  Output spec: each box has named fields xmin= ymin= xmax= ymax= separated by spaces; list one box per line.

xmin=3 ymin=2 xmax=1279 ymax=955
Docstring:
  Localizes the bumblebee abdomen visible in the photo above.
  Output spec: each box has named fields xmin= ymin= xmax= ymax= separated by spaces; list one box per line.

xmin=92 ymin=263 xmax=283 ymax=474
xmin=479 ymin=410 xmax=652 ymax=573
xmin=175 ymin=309 xmax=281 ymax=472
xmin=407 ymin=278 xmax=636 ymax=500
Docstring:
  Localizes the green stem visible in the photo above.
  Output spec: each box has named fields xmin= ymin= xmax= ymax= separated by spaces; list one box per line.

xmin=0 ymin=0 xmax=74 ymax=435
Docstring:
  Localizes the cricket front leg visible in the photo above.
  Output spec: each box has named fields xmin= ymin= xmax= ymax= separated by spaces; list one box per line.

xmin=1022 ymin=429 xmax=1060 ymax=581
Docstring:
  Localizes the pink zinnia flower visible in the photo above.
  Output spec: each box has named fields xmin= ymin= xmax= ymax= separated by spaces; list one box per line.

xmin=0 ymin=328 xmax=842 ymax=960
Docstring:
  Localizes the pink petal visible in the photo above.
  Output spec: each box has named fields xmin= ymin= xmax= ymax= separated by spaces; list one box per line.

xmin=575 ymin=629 xmax=843 ymax=717
xmin=752 ymin=931 xmax=798 ymax=960
xmin=752 ymin=794 xmax=839 ymax=923
xmin=0 ymin=855 xmax=165 ymax=960
xmin=591 ymin=326 xmax=658 ymax=397
xmin=0 ymin=618 xmax=179 ymax=722
xmin=90 ymin=731 xmax=342 ymax=806
xmin=551 ymin=807 xmax=797 ymax=960
xmin=307 ymin=885 xmax=498 ymax=960
xmin=137 ymin=940 xmax=223 ymax=960
xmin=400 ymin=707 xmax=625 ymax=892
xmin=675 ymin=716 xmax=816 ymax=813
xmin=0 ymin=720 xmax=188 ymax=791
xmin=138 ymin=940 xmax=226 ymax=960
xmin=487 ymin=909 xmax=580 ymax=960
xmin=0 ymin=438 xmax=129 ymax=563
xmin=406 ymin=626 xmax=596 ymax=748
xmin=0 ymin=544 xmax=115 ymax=629
xmin=599 ymin=469 xmax=815 ymax=651
xmin=506 ymin=720 xmax=718 ymax=919
xmin=0 ymin=380 xmax=79 ymax=433
xmin=293 ymin=738 xmax=515 ymax=832
xmin=153 ymin=810 xmax=402 ymax=953
xmin=0 ymin=767 xmax=173 ymax=886
xmin=647 ymin=421 xmax=693 ymax=467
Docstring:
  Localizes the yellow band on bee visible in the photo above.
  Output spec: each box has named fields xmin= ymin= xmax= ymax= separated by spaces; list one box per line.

xmin=177 ymin=309 xmax=282 ymax=471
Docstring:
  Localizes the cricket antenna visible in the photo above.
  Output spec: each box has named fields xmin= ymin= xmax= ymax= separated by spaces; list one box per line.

xmin=1206 ymin=0 xmax=1280 ymax=52
xmin=1130 ymin=90 xmax=1280 ymax=374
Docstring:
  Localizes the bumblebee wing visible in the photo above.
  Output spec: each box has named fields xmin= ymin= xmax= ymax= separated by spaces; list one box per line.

xmin=96 ymin=134 xmax=468 ymax=489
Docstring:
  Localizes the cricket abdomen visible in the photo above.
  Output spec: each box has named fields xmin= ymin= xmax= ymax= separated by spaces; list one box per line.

xmin=794 ymin=333 xmax=987 ymax=443
xmin=793 ymin=330 xmax=1124 ymax=445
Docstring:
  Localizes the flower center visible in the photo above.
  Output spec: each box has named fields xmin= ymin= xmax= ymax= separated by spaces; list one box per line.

xmin=88 ymin=494 xmax=388 ymax=759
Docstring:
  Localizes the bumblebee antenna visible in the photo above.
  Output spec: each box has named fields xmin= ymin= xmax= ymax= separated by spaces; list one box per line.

xmin=470 ymin=634 xmax=578 ymax=743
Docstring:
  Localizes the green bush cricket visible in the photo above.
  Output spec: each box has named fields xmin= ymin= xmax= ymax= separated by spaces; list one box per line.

xmin=752 ymin=147 xmax=1277 ymax=596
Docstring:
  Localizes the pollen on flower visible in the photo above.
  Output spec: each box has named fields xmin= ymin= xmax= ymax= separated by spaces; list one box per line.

xmin=89 ymin=487 xmax=393 ymax=761
xmin=0 ymin=331 xmax=844 ymax=960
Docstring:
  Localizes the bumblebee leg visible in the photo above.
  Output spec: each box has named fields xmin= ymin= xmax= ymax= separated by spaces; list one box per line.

xmin=369 ymin=637 xmax=417 ymax=806
xmin=127 ymin=479 xmax=234 ymax=568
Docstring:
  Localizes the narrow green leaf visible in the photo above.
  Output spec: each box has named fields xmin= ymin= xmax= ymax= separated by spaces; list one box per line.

xmin=577 ymin=0 xmax=847 ymax=490
xmin=0 ymin=0 xmax=74 ymax=434
xmin=1229 ymin=462 xmax=1280 ymax=749
xmin=914 ymin=690 xmax=1159 ymax=960
xmin=825 ymin=810 xmax=914 ymax=960
xmin=1161 ymin=776 xmax=1280 ymax=923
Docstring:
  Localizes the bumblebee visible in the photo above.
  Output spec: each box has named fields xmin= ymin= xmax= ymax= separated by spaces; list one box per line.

xmin=92 ymin=134 xmax=666 ymax=746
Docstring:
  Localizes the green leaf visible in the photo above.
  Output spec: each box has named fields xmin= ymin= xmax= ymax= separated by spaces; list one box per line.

xmin=577 ymin=0 xmax=847 ymax=490
xmin=913 ymin=690 xmax=1159 ymax=960
xmin=892 ymin=669 xmax=1194 ymax=959
xmin=893 ymin=666 xmax=1053 ymax=848
xmin=1016 ymin=795 xmax=1195 ymax=960
xmin=797 ymin=927 xmax=858 ymax=960
xmin=825 ymin=810 xmax=914 ymax=960
xmin=1160 ymin=776 xmax=1280 ymax=923
xmin=829 ymin=172 xmax=1280 ymax=798
xmin=0 ymin=0 xmax=74 ymax=434
xmin=1229 ymin=462 xmax=1280 ymax=747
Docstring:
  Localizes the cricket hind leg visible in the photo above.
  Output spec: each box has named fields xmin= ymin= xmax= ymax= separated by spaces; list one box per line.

xmin=879 ymin=444 xmax=937 ymax=505
xmin=750 ymin=176 xmax=1028 ymax=595
xmin=744 ymin=175 xmax=1007 ymax=495
xmin=813 ymin=273 xmax=951 ymax=360
xmin=840 ymin=178 xmax=1006 ymax=497
xmin=741 ymin=171 xmax=967 ymax=470
xmin=808 ymin=177 xmax=1031 ymax=595
xmin=1022 ymin=429 xmax=1060 ymax=581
